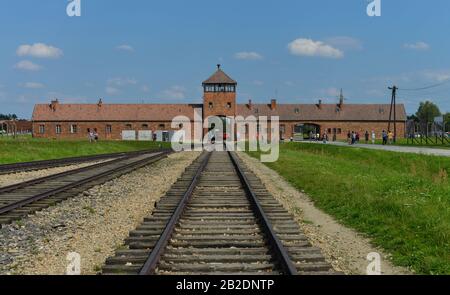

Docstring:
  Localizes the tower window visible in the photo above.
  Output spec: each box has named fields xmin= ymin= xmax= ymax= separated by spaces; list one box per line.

xmin=227 ymin=102 xmax=232 ymax=109
xmin=209 ymin=102 xmax=213 ymax=109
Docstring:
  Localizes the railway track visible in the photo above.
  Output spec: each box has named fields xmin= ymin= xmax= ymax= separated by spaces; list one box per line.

xmin=102 ymin=151 xmax=335 ymax=275
xmin=0 ymin=149 xmax=164 ymax=175
xmin=0 ymin=150 xmax=171 ymax=225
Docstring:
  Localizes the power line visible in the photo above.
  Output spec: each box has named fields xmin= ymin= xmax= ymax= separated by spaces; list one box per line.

xmin=398 ymin=78 xmax=450 ymax=91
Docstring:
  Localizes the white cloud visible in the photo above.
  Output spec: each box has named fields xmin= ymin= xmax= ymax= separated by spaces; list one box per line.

xmin=404 ymin=42 xmax=430 ymax=51
xmin=422 ymin=70 xmax=450 ymax=82
xmin=14 ymin=60 xmax=42 ymax=71
xmin=319 ymin=87 xmax=343 ymax=98
xmin=325 ymin=36 xmax=363 ymax=51
xmin=20 ymin=82 xmax=45 ymax=89
xmin=234 ymin=52 xmax=263 ymax=60
xmin=107 ymin=77 xmax=138 ymax=87
xmin=105 ymin=86 xmax=120 ymax=95
xmin=116 ymin=44 xmax=135 ymax=52
xmin=16 ymin=43 xmax=63 ymax=59
xmin=161 ymin=86 xmax=186 ymax=100
xmin=105 ymin=77 xmax=139 ymax=96
xmin=288 ymin=38 xmax=344 ymax=59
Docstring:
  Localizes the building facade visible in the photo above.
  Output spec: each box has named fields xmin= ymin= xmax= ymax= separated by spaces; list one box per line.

xmin=32 ymin=65 xmax=407 ymax=141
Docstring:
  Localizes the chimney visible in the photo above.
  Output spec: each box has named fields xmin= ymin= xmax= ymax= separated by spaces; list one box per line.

xmin=248 ymin=99 xmax=253 ymax=110
xmin=339 ymin=88 xmax=344 ymax=108
xmin=50 ymin=99 xmax=59 ymax=111
xmin=270 ymin=99 xmax=277 ymax=110
xmin=317 ymin=99 xmax=322 ymax=109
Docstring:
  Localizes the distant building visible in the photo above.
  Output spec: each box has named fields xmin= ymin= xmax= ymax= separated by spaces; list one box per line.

xmin=0 ymin=120 xmax=32 ymax=135
xmin=32 ymin=66 xmax=406 ymax=141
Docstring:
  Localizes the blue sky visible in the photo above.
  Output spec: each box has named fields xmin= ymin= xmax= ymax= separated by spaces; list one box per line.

xmin=1 ymin=0 xmax=449 ymax=119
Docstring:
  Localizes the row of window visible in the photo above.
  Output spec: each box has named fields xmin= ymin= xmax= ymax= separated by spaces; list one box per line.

xmin=204 ymin=85 xmax=236 ymax=93
xmin=38 ymin=123 xmax=172 ymax=134
xmin=208 ymin=102 xmax=232 ymax=109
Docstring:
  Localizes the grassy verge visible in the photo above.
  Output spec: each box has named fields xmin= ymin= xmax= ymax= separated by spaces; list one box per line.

xmin=0 ymin=136 xmax=170 ymax=164
xmin=335 ymin=138 xmax=450 ymax=149
xmin=247 ymin=142 xmax=450 ymax=274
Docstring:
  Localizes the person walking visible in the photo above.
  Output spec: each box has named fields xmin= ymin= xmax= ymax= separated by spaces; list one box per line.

xmin=388 ymin=131 xmax=394 ymax=144
xmin=365 ymin=131 xmax=369 ymax=144
xmin=382 ymin=130 xmax=387 ymax=145
xmin=371 ymin=130 xmax=376 ymax=144
xmin=347 ymin=131 xmax=351 ymax=145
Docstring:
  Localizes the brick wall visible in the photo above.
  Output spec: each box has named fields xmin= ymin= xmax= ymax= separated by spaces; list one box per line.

xmin=32 ymin=121 xmax=189 ymax=140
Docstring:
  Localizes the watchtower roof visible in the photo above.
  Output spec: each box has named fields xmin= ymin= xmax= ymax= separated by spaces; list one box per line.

xmin=202 ymin=65 xmax=237 ymax=85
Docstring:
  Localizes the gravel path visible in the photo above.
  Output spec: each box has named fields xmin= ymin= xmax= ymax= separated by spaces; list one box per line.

xmin=0 ymin=160 xmax=113 ymax=188
xmin=238 ymin=152 xmax=412 ymax=275
xmin=0 ymin=152 xmax=199 ymax=275
xmin=309 ymin=141 xmax=450 ymax=157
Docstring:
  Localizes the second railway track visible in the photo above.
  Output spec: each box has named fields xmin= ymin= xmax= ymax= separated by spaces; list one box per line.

xmin=103 ymin=151 xmax=335 ymax=275
xmin=0 ymin=150 xmax=171 ymax=225
xmin=0 ymin=149 xmax=165 ymax=175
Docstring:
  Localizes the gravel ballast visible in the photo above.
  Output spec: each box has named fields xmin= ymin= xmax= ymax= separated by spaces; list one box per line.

xmin=0 ymin=152 xmax=199 ymax=275
xmin=0 ymin=160 xmax=112 ymax=188
xmin=237 ymin=152 xmax=411 ymax=275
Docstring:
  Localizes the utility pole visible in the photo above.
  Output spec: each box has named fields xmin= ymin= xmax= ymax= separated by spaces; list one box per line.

xmin=388 ymin=85 xmax=398 ymax=143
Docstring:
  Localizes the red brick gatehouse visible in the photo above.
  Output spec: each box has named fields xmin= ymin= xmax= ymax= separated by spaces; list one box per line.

xmin=32 ymin=65 xmax=406 ymax=141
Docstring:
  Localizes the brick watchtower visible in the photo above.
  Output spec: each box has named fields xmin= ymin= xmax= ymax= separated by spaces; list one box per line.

xmin=202 ymin=64 xmax=237 ymax=119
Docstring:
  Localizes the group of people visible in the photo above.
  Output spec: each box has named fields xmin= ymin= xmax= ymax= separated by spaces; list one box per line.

xmin=347 ymin=130 xmax=377 ymax=145
xmin=381 ymin=130 xmax=394 ymax=145
xmin=88 ymin=129 xmax=99 ymax=143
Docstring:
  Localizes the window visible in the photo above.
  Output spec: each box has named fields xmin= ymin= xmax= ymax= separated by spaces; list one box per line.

xmin=70 ymin=125 xmax=77 ymax=134
xmin=142 ymin=124 xmax=149 ymax=129
xmin=328 ymin=128 xmax=332 ymax=134
xmin=227 ymin=102 xmax=232 ymax=109
xmin=106 ymin=125 xmax=112 ymax=133
xmin=337 ymin=128 xmax=342 ymax=134
xmin=178 ymin=123 xmax=183 ymax=129
xmin=125 ymin=124 xmax=132 ymax=129
xmin=159 ymin=124 xmax=165 ymax=129
xmin=56 ymin=125 xmax=62 ymax=134
xmin=209 ymin=102 xmax=213 ymax=109
xmin=39 ymin=125 xmax=45 ymax=134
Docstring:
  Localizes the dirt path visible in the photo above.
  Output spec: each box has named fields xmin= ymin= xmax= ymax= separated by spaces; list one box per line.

xmin=238 ymin=152 xmax=412 ymax=275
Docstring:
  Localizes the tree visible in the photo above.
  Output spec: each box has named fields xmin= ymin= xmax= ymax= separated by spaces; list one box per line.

xmin=445 ymin=113 xmax=450 ymax=132
xmin=415 ymin=101 xmax=441 ymax=135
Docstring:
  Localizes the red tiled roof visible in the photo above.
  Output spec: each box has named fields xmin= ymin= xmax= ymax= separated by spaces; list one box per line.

xmin=202 ymin=69 xmax=237 ymax=85
xmin=32 ymin=103 xmax=203 ymax=122
xmin=236 ymin=103 xmax=407 ymax=121
xmin=32 ymin=102 xmax=406 ymax=122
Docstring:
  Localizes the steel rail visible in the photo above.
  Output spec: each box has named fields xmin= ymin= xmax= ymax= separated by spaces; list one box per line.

xmin=0 ymin=151 xmax=171 ymax=215
xmin=0 ymin=149 xmax=170 ymax=175
xmin=228 ymin=151 xmax=298 ymax=275
xmin=139 ymin=152 xmax=212 ymax=275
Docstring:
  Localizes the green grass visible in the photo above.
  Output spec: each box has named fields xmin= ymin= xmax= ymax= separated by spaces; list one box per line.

xmin=336 ymin=137 xmax=450 ymax=149
xmin=247 ymin=142 xmax=450 ymax=274
xmin=0 ymin=136 xmax=170 ymax=164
